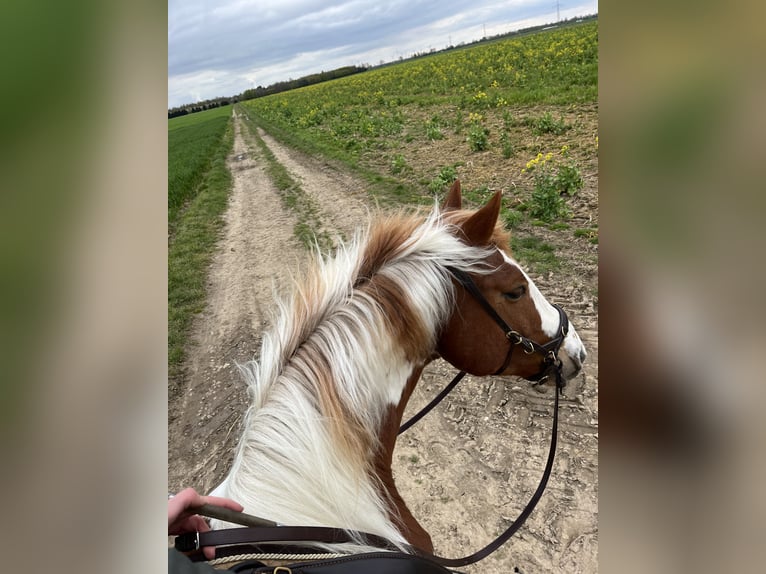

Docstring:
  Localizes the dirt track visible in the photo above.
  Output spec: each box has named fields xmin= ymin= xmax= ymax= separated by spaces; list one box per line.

xmin=168 ymin=110 xmax=598 ymax=573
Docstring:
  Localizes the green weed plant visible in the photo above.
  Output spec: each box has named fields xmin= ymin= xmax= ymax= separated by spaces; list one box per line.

xmin=523 ymin=146 xmax=584 ymax=222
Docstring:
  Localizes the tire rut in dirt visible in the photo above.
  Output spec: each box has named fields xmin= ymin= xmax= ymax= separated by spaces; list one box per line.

xmin=257 ymin=129 xmax=371 ymax=241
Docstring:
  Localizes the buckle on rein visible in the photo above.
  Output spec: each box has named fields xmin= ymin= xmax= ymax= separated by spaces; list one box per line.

xmin=174 ymin=531 xmax=201 ymax=552
xmin=529 ymin=348 xmax=565 ymax=391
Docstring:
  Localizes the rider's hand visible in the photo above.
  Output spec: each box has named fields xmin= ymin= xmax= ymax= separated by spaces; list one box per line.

xmin=168 ymin=487 xmax=244 ymax=560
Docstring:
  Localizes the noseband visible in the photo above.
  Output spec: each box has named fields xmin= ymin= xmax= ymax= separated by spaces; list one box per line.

xmin=446 ymin=266 xmax=570 ymax=385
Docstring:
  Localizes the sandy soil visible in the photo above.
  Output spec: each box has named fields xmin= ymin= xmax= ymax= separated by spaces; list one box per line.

xmin=168 ymin=110 xmax=598 ymax=573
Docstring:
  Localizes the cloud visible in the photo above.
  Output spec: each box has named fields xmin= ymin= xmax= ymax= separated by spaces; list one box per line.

xmin=168 ymin=0 xmax=598 ymax=108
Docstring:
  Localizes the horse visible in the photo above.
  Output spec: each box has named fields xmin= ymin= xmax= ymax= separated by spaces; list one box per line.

xmin=206 ymin=181 xmax=586 ymax=561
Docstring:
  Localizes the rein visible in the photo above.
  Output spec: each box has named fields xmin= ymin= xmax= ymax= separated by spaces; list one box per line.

xmin=177 ymin=391 xmax=560 ymax=568
xmin=177 ymin=267 xmax=570 ymax=568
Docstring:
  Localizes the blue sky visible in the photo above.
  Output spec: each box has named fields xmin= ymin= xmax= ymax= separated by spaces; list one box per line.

xmin=168 ymin=0 xmax=598 ymax=108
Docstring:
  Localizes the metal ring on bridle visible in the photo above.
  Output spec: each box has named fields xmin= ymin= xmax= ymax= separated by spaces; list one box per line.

xmin=522 ymin=340 xmax=536 ymax=354
xmin=506 ymin=330 xmax=522 ymax=344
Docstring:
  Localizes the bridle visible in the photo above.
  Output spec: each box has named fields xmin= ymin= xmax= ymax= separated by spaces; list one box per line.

xmin=398 ymin=266 xmax=569 ymax=434
xmin=176 ymin=267 xmax=572 ymax=569
xmin=446 ymin=266 xmax=570 ymax=381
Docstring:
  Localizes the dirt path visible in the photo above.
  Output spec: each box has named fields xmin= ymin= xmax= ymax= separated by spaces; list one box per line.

xmin=168 ymin=111 xmax=306 ymax=492
xmin=168 ymin=110 xmax=598 ymax=573
xmin=257 ymin=129 xmax=371 ymax=237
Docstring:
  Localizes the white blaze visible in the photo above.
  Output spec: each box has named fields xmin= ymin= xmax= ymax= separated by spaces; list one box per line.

xmin=502 ymin=253 xmax=586 ymax=362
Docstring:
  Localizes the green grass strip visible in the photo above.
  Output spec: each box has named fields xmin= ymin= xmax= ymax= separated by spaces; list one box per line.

xmin=168 ymin=106 xmax=231 ymax=236
xmin=168 ymin=119 xmax=234 ymax=384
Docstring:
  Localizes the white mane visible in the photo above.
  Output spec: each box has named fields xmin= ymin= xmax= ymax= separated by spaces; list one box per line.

xmin=211 ymin=206 xmax=495 ymax=551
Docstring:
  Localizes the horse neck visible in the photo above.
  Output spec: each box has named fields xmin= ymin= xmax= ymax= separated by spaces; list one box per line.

xmin=370 ymin=363 xmax=435 ymax=553
xmin=222 ymin=214 xmax=482 ymax=547
xmin=375 ymin=363 xmax=426 ymax=462
xmin=219 ymin=338 xmax=433 ymax=547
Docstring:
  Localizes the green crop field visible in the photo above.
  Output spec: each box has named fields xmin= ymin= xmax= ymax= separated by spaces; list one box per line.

xmin=169 ymin=105 xmax=232 ymax=234
xmin=168 ymin=105 xmax=234 ymax=381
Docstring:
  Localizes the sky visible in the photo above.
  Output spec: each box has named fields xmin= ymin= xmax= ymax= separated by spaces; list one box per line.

xmin=168 ymin=0 xmax=598 ymax=109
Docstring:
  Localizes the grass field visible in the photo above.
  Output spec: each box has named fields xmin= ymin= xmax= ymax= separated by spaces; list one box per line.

xmin=169 ymin=105 xmax=232 ymax=235
xmin=168 ymin=106 xmax=234 ymax=381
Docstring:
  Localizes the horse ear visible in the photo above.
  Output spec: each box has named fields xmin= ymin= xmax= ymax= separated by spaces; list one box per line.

xmin=461 ymin=191 xmax=502 ymax=245
xmin=443 ymin=180 xmax=462 ymax=210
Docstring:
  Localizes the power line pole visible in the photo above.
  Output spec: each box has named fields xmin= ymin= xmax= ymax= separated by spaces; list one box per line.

xmin=556 ymin=0 xmax=560 ymax=22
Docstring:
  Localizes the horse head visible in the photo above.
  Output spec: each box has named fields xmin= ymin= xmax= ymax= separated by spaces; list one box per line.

xmin=437 ymin=181 xmax=586 ymax=384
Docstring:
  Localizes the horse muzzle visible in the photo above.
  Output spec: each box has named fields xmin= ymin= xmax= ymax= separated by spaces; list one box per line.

xmin=558 ymin=329 xmax=587 ymax=381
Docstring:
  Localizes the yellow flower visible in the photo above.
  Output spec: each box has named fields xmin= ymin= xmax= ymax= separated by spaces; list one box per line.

xmin=523 ymin=153 xmax=541 ymax=172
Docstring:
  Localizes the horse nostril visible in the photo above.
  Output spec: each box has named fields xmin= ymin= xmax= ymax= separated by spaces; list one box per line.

xmin=579 ymin=348 xmax=587 ymax=363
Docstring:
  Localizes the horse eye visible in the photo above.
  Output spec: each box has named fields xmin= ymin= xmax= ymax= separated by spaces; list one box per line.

xmin=504 ymin=286 xmax=526 ymax=301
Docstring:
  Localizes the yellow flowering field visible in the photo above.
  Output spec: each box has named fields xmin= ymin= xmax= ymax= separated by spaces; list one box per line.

xmin=241 ymin=18 xmax=598 ymax=252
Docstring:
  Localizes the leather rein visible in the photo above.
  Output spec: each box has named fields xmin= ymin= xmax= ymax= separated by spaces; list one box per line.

xmin=177 ymin=267 xmax=570 ymax=568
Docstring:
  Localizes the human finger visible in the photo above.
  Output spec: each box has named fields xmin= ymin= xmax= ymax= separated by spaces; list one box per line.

xmin=200 ymin=495 xmax=243 ymax=513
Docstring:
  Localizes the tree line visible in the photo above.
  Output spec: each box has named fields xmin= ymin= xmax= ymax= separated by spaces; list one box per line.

xmin=239 ymin=65 xmax=368 ymax=101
